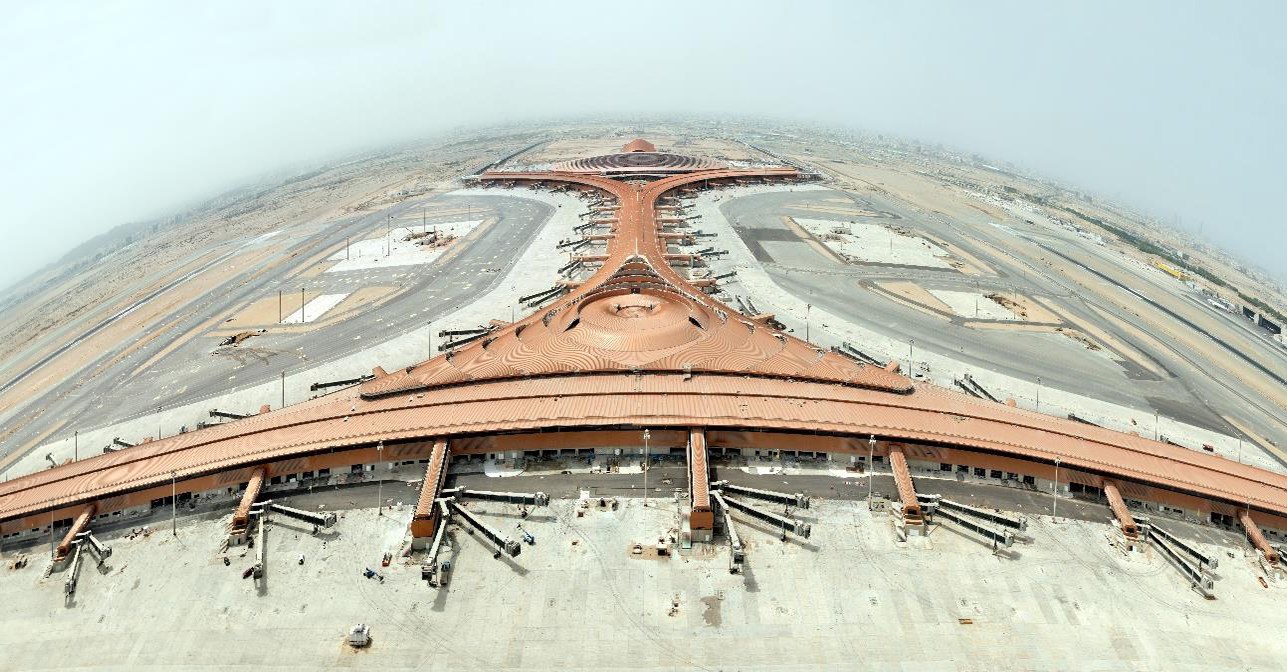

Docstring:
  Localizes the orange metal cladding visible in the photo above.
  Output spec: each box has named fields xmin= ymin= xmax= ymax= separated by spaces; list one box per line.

xmin=230 ymin=468 xmax=265 ymax=533
xmin=689 ymin=428 xmax=713 ymax=530
xmin=623 ymin=139 xmax=656 ymax=153
xmin=888 ymin=445 xmax=923 ymax=524
xmin=411 ymin=439 xmax=449 ymax=539
xmin=5 ymin=152 xmax=1287 ymax=534
xmin=1239 ymin=510 xmax=1281 ymax=565
xmin=1102 ymin=479 xmax=1140 ymax=539
xmin=54 ymin=503 xmax=95 ymax=561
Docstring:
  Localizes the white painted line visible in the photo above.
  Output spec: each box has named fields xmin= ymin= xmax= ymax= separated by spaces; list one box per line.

xmin=281 ymin=293 xmax=350 ymax=324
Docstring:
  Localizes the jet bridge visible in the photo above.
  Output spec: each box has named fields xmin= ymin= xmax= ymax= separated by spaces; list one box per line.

xmin=716 ymin=493 xmax=811 ymax=539
xmin=688 ymin=429 xmax=714 ymax=533
xmin=76 ymin=531 xmax=112 ymax=564
xmin=959 ymin=374 xmax=1000 ymax=403
xmin=710 ymin=491 xmax=745 ymax=574
xmin=440 ymin=487 xmax=550 ymax=507
xmin=888 ymin=445 xmax=924 ymax=528
xmin=420 ymin=500 xmax=453 ymax=587
xmin=265 ymin=501 xmax=337 ymax=529
xmin=309 ymin=374 xmax=374 ymax=392
xmin=1148 ymin=523 xmax=1218 ymax=571
xmin=1102 ymin=480 xmax=1141 ymax=541
xmin=55 ymin=503 xmax=96 ymax=562
xmin=1238 ymin=511 xmax=1280 ymax=566
xmin=230 ymin=468 xmax=267 ymax=540
xmin=64 ymin=542 xmax=84 ymax=598
xmin=918 ymin=494 xmax=1014 ymax=548
xmin=449 ymin=500 xmax=521 ymax=558
xmin=710 ymin=480 xmax=810 ymax=509
xmin=209 ymin=408 xmax=252 ymax=421
xmin=411 ymin=440 xmax=451 ymax=549
xmin=1144 ymin=520 xmax=1215 ymax=593
xmin=917 ymin=494 xmax=1026 ymax=531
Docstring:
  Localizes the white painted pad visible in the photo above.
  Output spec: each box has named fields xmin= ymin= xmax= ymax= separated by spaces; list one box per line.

xmin=325 ymin=222 xmax=484 ymax=273
xmin=795 ymin=218 xmax=952 ymax=268
xmin=929 ymin=289 xmax=1017 ymax=320
xmin=282 ymin=293 xmax=349 ymax=324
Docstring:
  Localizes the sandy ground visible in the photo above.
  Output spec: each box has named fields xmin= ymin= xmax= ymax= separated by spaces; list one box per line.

xmin=0 ymin=137 xmax=506 ymax=459
xmin=324 ymin=223 xmax=485 ymax=274
xmin=222 ymin=293 xmax=299 ymax=329
xmin=931 ymin=289 xmax=1016 ymax=320
xmin=693 ymin=183 xmax=1281 ymax=473
xmin=882 ymin=281 xmax=955 ymax=314
xmin=795 ymin=217 xmax=953 ymax=268
xmin=0 ymin=188 xmax=591 ymax=481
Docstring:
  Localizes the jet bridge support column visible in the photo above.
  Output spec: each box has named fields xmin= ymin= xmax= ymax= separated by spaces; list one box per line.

xmin=230 ymin=468 xmax=266 ymax=541
xmin=411 ymin=440 xmax=450 ymax=550
xmin=888 ymin=445 xmax=924 ymax=529
xmin=688 ymin=428 xmax=713 ymax=538
xmin=1102 ymin=480 xmax=1141 ymax=543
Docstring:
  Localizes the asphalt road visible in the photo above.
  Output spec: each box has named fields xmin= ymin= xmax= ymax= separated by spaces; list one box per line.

xmin=705 ymin=188 xmax=1287 ymax=450
xmin=0 ymin=192 xmax=557 ymax=458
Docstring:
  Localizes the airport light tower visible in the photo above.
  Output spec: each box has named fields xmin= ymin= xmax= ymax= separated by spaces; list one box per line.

xmin=642 ymin=429 xmax=651 ymax=508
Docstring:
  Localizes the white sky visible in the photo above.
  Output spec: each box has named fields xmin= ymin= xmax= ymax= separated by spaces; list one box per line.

xmin=1 ymin=1 xmax=1284 ymax=290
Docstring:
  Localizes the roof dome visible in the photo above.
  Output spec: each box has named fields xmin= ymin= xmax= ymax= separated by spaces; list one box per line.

xmin=622 ymin=138 xmax=656 ymax=153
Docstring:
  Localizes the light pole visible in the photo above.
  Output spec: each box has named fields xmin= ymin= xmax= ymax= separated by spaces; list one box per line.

xmin=74 ymin=430 xmax=78 ymax=462
xmin=1051 ymin=457 xmax=1061 ymax=520
xmin=427 ymin=320 xmax=433 ymax=360
xmin=376 ymin=441 xmax=384 ymax=515
xmin=908 ymin=339 xmax=915 ymax=375
xmin=867 ymin=435 xmax=876 ymax=501
xmin=805 ymin=303 xmax=812 ymax=342
xmin=642 ymin=429 xmax=651 ymax=508
xmin=1035 ymin=377 xmax=1042 ymax=413
xmin=156 ymin=405 xmax=162 ymax=441
xmin=170 ymin=470 xmax=177 ymax=536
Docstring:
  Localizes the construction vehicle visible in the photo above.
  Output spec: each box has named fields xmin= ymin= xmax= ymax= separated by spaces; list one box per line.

xmin=348 ymin=624 xmax=371 ymax=648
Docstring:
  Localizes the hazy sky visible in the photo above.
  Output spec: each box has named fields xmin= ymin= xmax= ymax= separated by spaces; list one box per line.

xmin=2 ymin=2 xmax=1284 ymax=290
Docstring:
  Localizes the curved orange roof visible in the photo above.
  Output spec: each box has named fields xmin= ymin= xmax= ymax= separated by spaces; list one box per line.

xmin=3 ymin=154 xmax=1286 ymax=528
xmin=623 ymin=138 xmax=656 ymax=153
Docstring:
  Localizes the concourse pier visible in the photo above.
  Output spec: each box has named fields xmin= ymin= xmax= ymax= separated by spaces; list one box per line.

xmin=688 ymin=428 xmax=713 ymax=540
